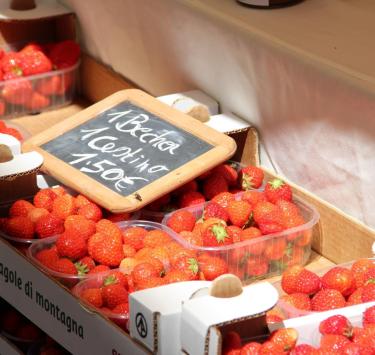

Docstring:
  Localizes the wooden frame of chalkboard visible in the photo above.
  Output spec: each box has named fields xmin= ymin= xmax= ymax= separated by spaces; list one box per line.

xmin=22 ymin=90 xmax=236 ymax=212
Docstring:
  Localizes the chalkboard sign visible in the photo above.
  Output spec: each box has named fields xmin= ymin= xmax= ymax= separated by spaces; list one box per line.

xmin=23 ymin=90 xmax=236 ymax=212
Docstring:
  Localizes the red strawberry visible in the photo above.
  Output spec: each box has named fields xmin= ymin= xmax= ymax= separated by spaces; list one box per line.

xmin=0 ymin=127 xmax=23 ymax=141
xmin=24 ymin=91 xmax=50 ymax=110
xmin=347 ymin=287 xmax=363 ymax=306
xmin=270 ymin=328 xmax=298 ymax=352
xmin=226 ymin=225 xmax=243 ymax=243
xmin=2 ymin=78 xmax=33 ymax=105
xmin=222 ymin=331 xmax=241 ymax=352
xmin=77 ymin=203 xmax=102 ymax=222
xmin=264 ymin=238 xmax=287 ymax=261
xmin=49 ymin=40 xmax=80 ymax=69
xmin=36 ymin=75 xmax=64 ymax=96
xmin=280 ymin=293 xmax=311 ymax=311
xmin=203 ymin=201 xmax=229 ymax=222
xmin=211 ymin=192 xmax=235 ymax=209
xmin=143 ymin=230 xmax=171 ymax=248
xmin=33 ymin=188 xmax=57 ymax=211
xmin=265 ymin=178 xmax=293 ymax=203
xmin=241 ymin=190 xmax=267 ymax=208
xmin=51 ymin=258 xmax=77 ymax=275
xmin=362 ymin=268 xmax=375 ymax=286
xmin=363 ymin=305 xmax=375 ymax=327
xmin=76 ymin=256 xmax=95 ymax=271
xmin=311 ymin=289 xmax=346 ymax=311
xmin=132 ymin=262 xmax=160 ymax=285
xmin=179 ymin=231 xmax=203 ymax=247
xmin=351 ymin=259 xmax=375 ymax=288
xmin=101 ymin=283 xmax=128 ymax=309
xmin=213 ymin=163 xmax=238 ymax=186
xmin=321 ymin=267 xmax=355 ymax=296
xmin=9 ymin=199 xmax=34 ymax=217
xmin=167 ymin=209 xmax=196 ymax=233
xmin=341 ymin=343 xmax=374 ymax=355
xmin=173 ymin=180 xmax=198 ymax=196
xmin=240 ymin=342 xmax=262 ymax=354
xmin=240 ymin=165 xmax=264 ymax=190
xmin=35 ymin=213 xmax=64 ymax=239
xmin=253 ymin=201 xmax=284 ymax=234
xmin=52 ymin=194 xmax=77 ymax=219
xmin=64 ymin=215 xmax=96 ymax=240
xmin=319 ymin=315 xmax=353 ymax=337
xmin=4 ymin=216 xmax=34 ymax=239
xmin=246 ymin=257 xmax=269 ymax=277
xmin=122 ymin=226 xmax=147 ymax=251
xmin=74 ymin=194 xmax=92 ymax=209
xmin=179 ymin=191 xmax=205 ymax=208
xmin=198 ymin=255 xmax=228 ymax=280
xmin=27 ymin=207 xmax=49 ymax=223
xmin=112 ymin=302 xmax=130 ymax=315
xmin=35 ymin=248 xmax=59 ymax=268
xmin=81 ymin=288 xmax=103 ymax=308
xmin=19 ymin=42 xmax=44 ymax=54
xmin=96 ymin=219 xmax=122 ymax=239
xmin=19 ymin=49 xmax=52 ymax=76
xmin=320 ymin=334 xmax=351 ymax=352
xmin=202 ymin=223 xmax=232 ymax=246
xmin=361 ymin=283 xmax=375 ymax=302
xmin=241 ymin=227 xmax=264 ymax=255
xmin=227 ymin=200 xmax=252 ymax=228
xmin=90 ymin=233 xmax=124 ymax=267
xmin=352 ymin=326 xmax=375 ymax=349
xmin=104 ymin=271 xmax=128 ymax=288
xmin=281 ymin=266 xmax=321 ymax=295
xmin=1 ymin=52 xmax=23 ymax=77
xmin=202 ymin=173 xmax=229 ymax=200
xmin=290 ymin=344 xmax=317 ymax=355
xmin=56 ymin=230 xmax=87 ymax=259
xmin=162 ymin=270 xmax=190 ymax=284
xmin=87 ymin=265 xmax=110 ymax=275
xmin=171 ymin=256 xmax=199 ymax=280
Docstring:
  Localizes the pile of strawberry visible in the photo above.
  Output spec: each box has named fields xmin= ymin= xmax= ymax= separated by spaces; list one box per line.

xmin=222 ymin=305 xmax=375 ymax=354
xmin=165 ymin=168 xmax=312 ymax=281
xmin=0 ymin=187 xmax=132 ymax=247
xmin=0 ymin=40 xmax=80 ymax=116
xmin=0 ymin=120 xmax=23 ymax=140
xmin=141 ymin=162 xmax=263 ymax=220
xmin=272 ymin=259 xmax=375 ymax=321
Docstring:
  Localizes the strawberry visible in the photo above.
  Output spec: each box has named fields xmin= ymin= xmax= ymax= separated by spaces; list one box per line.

xmin=211 ymin=191 xmax=235 ymax=209
xmin=270 ymin=328 xmax=298 ymax=352
xmin=90 ymin=233 xmax=124 ymax=267
xmin=363 ymin=305 xmax=375 ymax=327
xmin=241 ymin=190 xmax=267 ymax=208
xmin=51 ymin=258 xmax=77 ymax=275
xmin=171 ymin=256 xmax=199 ymax=280
xmin=240 ymin=343 xmax=262 ymax=355
xmin=227 ymin=200 xmax=252 ymax=228
xmin=168 ymin=247 xmax=196 ymax=265
xmin=199 ymin=255 xmax=228 ymax=280
xmin=259 ymin=341 xmax=286 ymax=354
xmin=179 ymin=191 xmax=205 ymax=208
xmin=266 ymin=309 xmax=285 ymax=324
xmin=56 ymin=230 xmax=87 ymax=259
xmin=76 ymin=256 xmax=95 ymax=271
xmin=311 ymin=289 xmax=346 ymax=311
xmin=253 ymin=201 xmax=284 ymax=234
xmin=321 ymin=267 xmax=355 ymax=296
xmin=36 ymin=75 xmax=65 ymax=96
xmin=132 ymin=262 xmax=159 ymax=285
xmin=19 ymin=42 xmax=44 ymax=54
xmin=2 ymin=78 xmax=33 ymax=105
xmin=167 ymin=209 xmax=196 ymax=233
xmin=179 ymin=231 xmax=203 ymax=246
xmin=222 ymin=331 xmax=241 ymax=352
xmin=265 ymin=178 xmax=292 ymax=203
xmin=202 ymin=173 xmax=229 ymax=200
xmin=123 ymin=244 xmax=136 ymax=258
xmin=64 ymin=215 xmax=96 ymax=240
xmin=202 ymin=223 xmax=233 ymax=246
xmin=77 ymin=203 xmax=102 ymax=222
xmin=246 ymin=257 xmax=269 ymax=277
xmin=361 ymin=283 xmax=375 ymax=302
xmin=319 ymin=315 xmax=353 ymax=337
xmin=320 ymin=334 xmax=351 ymax=352
xmin=241 ymin=227 xmax=265 ymax=255
xmin=24 ymin=91 xmax=50 ymax=110
xmin=52 ymin=194 xmax=76 ymax=219
xmin=341 ymin=343 xmax=374 ymax=355
xmin=0 ymin=127 xmax=23 ymax=141
xmin=9 ymin=199 xmax=34 ymax=217
xmin=112 ymin=302 xmax=130 ymax=315
xmin=4 ymin=216 xmax=34 ymax=239
xmin=143 ymin=230 xmax=171 ymax=248
xmin=137 ymin=257 xmax=164 ymax=275
xmin=96 ymin=219 xmax=122 ymax=239
xmin=0 ymin=99 xmax=5 ymax=114
xmin=122 ymin=226 xmax=147 ymax=251
xmin=203 ymin=201 xmax=229 ymax=222
xmin=240 ymin=165 xmax=264 ymax=190
xmin=289 ymin=344 xmax=317 ymax=355
xmin=264 ymin=238 xmax=287 ymax=261
xmin=87 ymin=265 xmax=110 ymax=275
xmin=104 ymin=271 xmax=128 ymax=288
xmin=352 ymin=326 xmax=375 ymax=348
xmin=74 ymin=194 xmax=92 ymax=209
xmin=362 ymin=268 xmax=375 ymax=285
xmin=35 ymin=248 xmax=59 ymax=268
xmin=51 ymin=186 xmax=66 ymax=196
xmin=213 ymin=163 xmax=238 ymax=186
xmin=101 ymin=283 xmax=128 ymax=309
xmin=226 ymin=225 xmax=243 ymax=243
xmin=35 ymin=213 xmax=64 ymax=238
xmin=33 ymin=188 xmax=57 ymax=211
xmin=1 ymin=52 xmax=23 ymax=78
xmin=347 ymin=287 xmax=363 ymax=306
xmin=281 ymin=245 xmax=306 ymax=268
xmin=163 ymin=270 xmax=191 ymax=284
xmin=19 ymin=49 xmax=52 ymax=76
xmin=27 ymin=207 xmax=49 ymax=223
xmin=49 ymin=40 xmax=80 ymax=69
xmin=281 ymin=266 xmax=321 ymax=295
xmin=280 ymin=293 xmax=311 ymax=311
xmin=81 ymin=288 xmax=103 ymax=308
xmin=351 ymin=259 xmax=375 ymax=288
xmin=15 ymin=324 xmax=42 ymax=341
